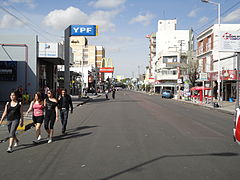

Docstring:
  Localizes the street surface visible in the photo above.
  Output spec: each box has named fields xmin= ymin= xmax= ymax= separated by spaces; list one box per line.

xmin=0 ymin=90 xmax=240 ymax=180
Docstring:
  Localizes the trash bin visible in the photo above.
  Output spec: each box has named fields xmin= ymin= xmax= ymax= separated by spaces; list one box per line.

xmin=229 ymin=98 xmax=234 ymax=102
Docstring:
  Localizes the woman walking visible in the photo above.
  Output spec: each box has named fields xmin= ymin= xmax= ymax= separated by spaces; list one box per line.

xmin=0 ymin=91 xmax=24 ymax=153
xmin=26 ymin=92 xmax=44 ymax=143
xmin=44 ymin=89 xmax=58 ymax=143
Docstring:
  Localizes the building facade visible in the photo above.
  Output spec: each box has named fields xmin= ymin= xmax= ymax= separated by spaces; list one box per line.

xmin=197 ymin=24 xmax=240 ymax=101
xmin=154 ymin=19 xmax=191 ymax=95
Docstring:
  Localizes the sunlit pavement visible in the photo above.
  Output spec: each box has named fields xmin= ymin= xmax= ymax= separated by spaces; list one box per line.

xmin=0 ymin=90 xmax=239 ymax=180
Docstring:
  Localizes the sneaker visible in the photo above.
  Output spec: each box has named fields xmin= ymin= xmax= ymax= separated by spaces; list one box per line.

xmin=14 ymin=140 xmax=19 ymax=147
xmin=6 ymin=147 xmax=12 ymax=153
xmin=47 ymin=139 xmax=52 ymax=144
xmin=37 ymin=135 xmax=42 ymax=141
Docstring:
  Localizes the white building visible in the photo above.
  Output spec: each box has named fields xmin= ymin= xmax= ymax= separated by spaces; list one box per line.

xmin=155 ymin=19 xmax=191 ymax=94
xmin=145 ymin=33 xmax=156 ymax=89
xmin=197 ymin=24 xmax=240 ymax=101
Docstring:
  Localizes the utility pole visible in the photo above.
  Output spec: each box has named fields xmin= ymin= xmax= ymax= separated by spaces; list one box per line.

xmin=236 ymin=53 xmax=240 ymax=109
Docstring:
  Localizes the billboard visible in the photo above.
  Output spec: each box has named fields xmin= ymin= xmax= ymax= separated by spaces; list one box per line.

xmin=70 ymin=25 xmax=98 ymax=36
xmin=220 ymin=32 xmax=240 ymax=52
xmin=0 ymin=61 xmax=17 ymax=81
xmin=39 ymin=43 xmax=58 ymax=58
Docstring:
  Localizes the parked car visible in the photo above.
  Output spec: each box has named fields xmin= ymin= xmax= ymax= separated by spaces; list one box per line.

xmin=162 ymin=90 xmax=173 ymax=98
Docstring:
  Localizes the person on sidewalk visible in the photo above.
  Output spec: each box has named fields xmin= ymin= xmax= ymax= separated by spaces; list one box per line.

xmin=105 ymin=89 xmax=109 ymax=100
xmin=112 ymin=87 xmax=116 ymax=99
xmin=26 ymin=92 xmax=44 ymax=144
xmin=58 ymin=89 xmax=73 ymax=134
xmin=44 ymin=90 xmax=58 ymax=143
xmin=0 ymin=91 xmax=24 ymax=153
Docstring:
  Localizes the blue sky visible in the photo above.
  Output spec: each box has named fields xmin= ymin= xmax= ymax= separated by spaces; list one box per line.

xmin=1 ymin=0 xmax=240 ymax=77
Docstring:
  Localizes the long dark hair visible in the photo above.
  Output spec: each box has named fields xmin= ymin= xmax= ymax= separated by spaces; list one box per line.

xmin=47 ymin=89 xmax=55 ymax=98
xmin=34 ymin=92 xmax=43 ymax=104
xmin=9 ymin=91 xmax=18 ymax=102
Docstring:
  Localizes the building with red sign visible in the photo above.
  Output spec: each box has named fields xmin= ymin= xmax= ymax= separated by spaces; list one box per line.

xmin=197 ymin=24 xmax=240 ymax=101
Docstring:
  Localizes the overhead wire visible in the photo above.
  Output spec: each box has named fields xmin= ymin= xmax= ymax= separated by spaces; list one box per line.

xmin=194 ymin=0 xmax=240 ymax=33
xmin=0 ymin=5 xmax=52 ymax=41
xmin=4 ymin=3 xmax=64 ymax=39
xmin=0 ymin=0 xmax=64 ymax=41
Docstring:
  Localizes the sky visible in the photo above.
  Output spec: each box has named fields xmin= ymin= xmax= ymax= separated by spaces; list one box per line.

xmin=1 ymin=0 xmax=240 ymax=77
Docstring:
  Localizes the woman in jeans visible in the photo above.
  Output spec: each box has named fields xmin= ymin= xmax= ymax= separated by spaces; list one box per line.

xmin=0 ymin=91 xmax=24 ymax=153
xmin=44 ymin=89 xmax=58 ymax=143
xmin=26 ymin=92 xmax=44 ymax=143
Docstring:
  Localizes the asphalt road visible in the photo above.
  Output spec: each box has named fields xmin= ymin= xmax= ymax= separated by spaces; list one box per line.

xmin=0 ymin=90 xmax=239 ymax=180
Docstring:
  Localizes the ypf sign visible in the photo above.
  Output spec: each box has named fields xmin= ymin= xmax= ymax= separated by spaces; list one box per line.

xmin=70 ymin=25 xmax=98 ymax=36
xmin=64 ymin=25 xmax=98 ymax=92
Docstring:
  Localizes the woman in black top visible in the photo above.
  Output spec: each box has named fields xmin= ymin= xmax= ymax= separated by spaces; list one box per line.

xmin=44 ymin=89 xmax=58 ymax=143
xmin=0 ymin=91 xmax=24 ymax=153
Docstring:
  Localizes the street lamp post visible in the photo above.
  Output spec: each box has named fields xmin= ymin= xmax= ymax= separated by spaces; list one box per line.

xmin=201 ymin=0 xmax=221 ymax=105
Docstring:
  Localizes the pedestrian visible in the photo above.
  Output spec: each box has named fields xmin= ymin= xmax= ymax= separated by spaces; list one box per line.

xmin=44 ymin=89 xmax=58 ymax=143
xmin=105 ymin=89 xmax=109 ymax=99
xmin=58 ymin=89 xmax=73 ymax=134
xmin=112 ymin=87 xmax=116 ymax=99
xmin=26 ymin=92 xmax=44 ymax=144
xmin=0 ymin=91 xmax=24 ymax=153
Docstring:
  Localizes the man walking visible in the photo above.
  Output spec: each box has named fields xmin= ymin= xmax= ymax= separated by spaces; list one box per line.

xmin=58 ymin=89 xmax=73 ymax=134
xmin=112 ymin=87 xmax=116 ymax=99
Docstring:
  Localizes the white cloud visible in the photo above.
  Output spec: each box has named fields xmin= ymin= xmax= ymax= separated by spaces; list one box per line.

xmin=0 ymin=14 xmax=23 ymax=28
xmin=3 ymin=0 xmax=37 ymax=8
xmin=43 ymin=6 xmax=119 ymax=32
xmin=188 ymin=9 xmax=199 ymax=17
xmin=199 ymin=16 xmax=209 ymax=24
xmin=222 ymin=8 xmax=240 ymax=23
xmin=89 ymin=0 xmax=126 ymax=9
xmin=129 ymin=13 xmax=155 ymax=26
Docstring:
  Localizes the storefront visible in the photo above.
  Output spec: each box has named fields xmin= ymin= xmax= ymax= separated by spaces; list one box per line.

xmin=38 ymin=42 xmax=64 ymax=92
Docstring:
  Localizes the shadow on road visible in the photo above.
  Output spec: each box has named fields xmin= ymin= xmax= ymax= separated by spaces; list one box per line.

xmin=87 ymin=98 xmax=141 ymax=104
xmin=67 ymin=125 xmax=99 ymax=133
xmin=98 ymin=152 xmax=240 ymax=180
xmin=13 ymin=125 xmax=99 ymax=152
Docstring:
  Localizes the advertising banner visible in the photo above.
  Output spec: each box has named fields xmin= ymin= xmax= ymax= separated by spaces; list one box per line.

xmin=220 ymin=31 xmax=240 ymax=52
xmin=208 ymin=70 xmax=238 ymax=81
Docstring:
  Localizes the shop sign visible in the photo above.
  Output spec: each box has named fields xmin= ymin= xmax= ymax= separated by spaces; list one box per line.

xmin=70 ymin=25 xmax=98 ymax=36
xmin=220 ymin=31 xmax=240 ymax=52
xmin=199 ymin=73 xmax=208 ymax=81
xmin=0 ymin=61 xmax=17 ymax=81
xmin=39 ymin=43 xmax=58 ymax=58
xmin=209 ymin=70 xmax=238 ymax=81
xmin=177 ymin=79 xmax=182 ymax=83
xmin=100 ymin=67 xmax=114 ymax=73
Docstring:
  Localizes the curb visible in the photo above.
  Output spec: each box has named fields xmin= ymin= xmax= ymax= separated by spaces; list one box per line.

xmin=174 ymin=99 xmax=235 ymax=115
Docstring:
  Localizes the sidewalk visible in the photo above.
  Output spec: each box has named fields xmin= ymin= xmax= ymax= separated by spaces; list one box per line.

xmin=136 ymin=90 xmax=236 ymax=115
xmin=176 ymin=98 xmax=235 ymax=115
xmin=0 ymin=93 xmax=102 ymax=142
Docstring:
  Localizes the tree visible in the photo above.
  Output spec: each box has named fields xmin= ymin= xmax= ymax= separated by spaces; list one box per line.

xmin=182 ymin=52 xmax=198 ymax=87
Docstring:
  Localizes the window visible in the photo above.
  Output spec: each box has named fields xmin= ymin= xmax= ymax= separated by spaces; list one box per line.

xmin=163 ymin=56 xmax=178 ymax=63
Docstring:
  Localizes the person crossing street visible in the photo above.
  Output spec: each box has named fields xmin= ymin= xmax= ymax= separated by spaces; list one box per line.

xmin=58 ymin=89 xmax=73 ymax=134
